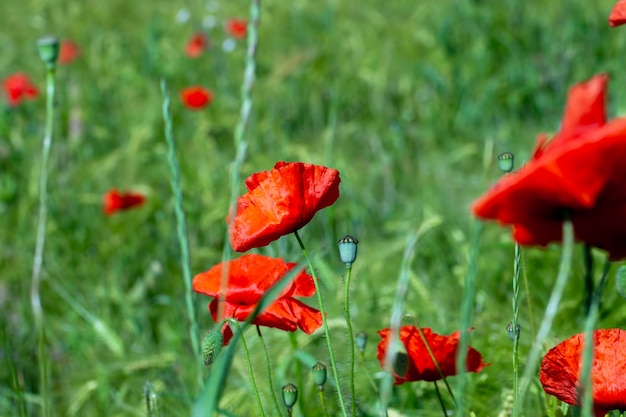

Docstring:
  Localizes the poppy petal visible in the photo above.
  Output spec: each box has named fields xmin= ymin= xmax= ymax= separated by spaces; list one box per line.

xmin=610 ymin=0 xmax=626 ymax=27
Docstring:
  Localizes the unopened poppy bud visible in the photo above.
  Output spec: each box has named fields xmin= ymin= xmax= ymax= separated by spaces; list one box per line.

xmin=355 ymin=331 xmax=368 ymax=354
xmin=506 ymin=321 xmax=521 ymax=342
xmin=37 ymin=36 xmax=60 ymax=68
xmin=311 ymin=362 xmax=327 ymax=389
xmin=282 ymin=383 xmax=298 ymax=410
xmin=201 ymin=330 xmax=223 ymax=366
xmin=338 ymin=235 xmax=359 ymax=267
xmin=497 ymin=152 xmax=514 ymax=173
xmin=392 ymin=344 xmax=410 ymax=377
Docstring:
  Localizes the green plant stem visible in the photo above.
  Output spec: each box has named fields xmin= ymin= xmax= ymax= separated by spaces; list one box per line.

xmin=318 ymin=389 xmax=331 ymax=417
xmin=358 ymin=352 xmax=380 ymax=394
xmin=515 ymin=219 xmax=574 ymax=415
xmin=257 ymin=326 xmax=282 ymax=416
xmin=30 ymin=61 xmax=57 ymax=417
xmin=160 ymin=79 xmax=202 ymax=391
xmin=343 ymin=265 xmax=357 ymax=416
xmin=433 ymin=381 xmax=448 ymax=417
xmin=293 ymin=230 xmax=348 ymax=417
xmin=511 ymin=243 xmax=521 ymax=415
xmin=455 ymin=220 xmax=483 ymax=417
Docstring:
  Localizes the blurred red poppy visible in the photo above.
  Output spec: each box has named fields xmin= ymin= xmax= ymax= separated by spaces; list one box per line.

xmin=180 ymin=86 xmax=213 ymax=109
xmin=610 ymin=0 xmax=626 ymax=27
xmin=185 ymin=32 xmax=209 ymax=58
xmin=59 ymin=40 xmax=81 ymax=64
xmin=3 ymin=73 xmax=38 ymax=107
xmin=377 ymin=326 xmax=487 ymax=385
xmin=228 ymin=161 xmax=341 ymax=252
xmin=473 ymin=74 xmax=626 ymax=260
xmin=540 ymin=328 xmax=626 ymax=417
xmin=192 ymin=254 xmax=322 ymax=345
xmin=226 ymin=18 xmax=247 ymax=39
xmin=103 ymin=189 xmax=145 ymax=215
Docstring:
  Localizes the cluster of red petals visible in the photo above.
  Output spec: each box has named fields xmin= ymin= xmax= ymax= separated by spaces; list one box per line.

xmin=59 ymin=40 xmax=81 ymax=65
xmin=185 ymin=32 xmax=209 ymax=58
xmin=103 ymin=189 xmax=146 ymax=215
xmin=192 ymin=254 xmax=323 ymax=345
xmin=3 ymin=73 xmax=38 ymax=107
xmin=377 ymin=326 xmax=487 ymax=385
xmin=228 ymin=162 xmax=341 ymax=252
xmin=540 ymin=328 xmax=626 ymax=417
xmin=609 ymin=0 xmax=626 ymax=27
xmin=472 ymin=74 xmax=626 ymax=260
xmin=226 ymin=18 xmax=247 ymax=39
xmin=180 ymin=86 xmax=213 ymax=109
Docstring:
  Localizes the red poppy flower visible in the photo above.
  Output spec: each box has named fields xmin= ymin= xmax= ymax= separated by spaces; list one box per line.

xmin=540 ymin=328 xmax=626 ymax=417
xmin=3 ymin=73 xmax=38 ymax=107
xmin=192 ymin=254 xmax=323 ymax=345
xmin=226 ymin=18 xmax=247 ymax=39
xmin=228 ymin=162 xmax=341 ymax=252
xmin=610 ymin=0 xmax=626 ymax=27
xmin=180 ymin=86 xmax=213 ymax=109
xmin=377 ymin=326 xmax=487 ymax=385
xmin=185 ymin=32 xmax=209 ymax=58
xmin=59 ymin=40 xmax=81 ymax=65
xmin=472 ymin=74 xmax=626 ymax=260
xmin=103 ymin=189 xmax=145 ymax=215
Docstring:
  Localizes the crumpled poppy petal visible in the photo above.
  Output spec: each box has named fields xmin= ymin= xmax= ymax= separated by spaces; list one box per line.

xmin=3 ymin=73 xmax=38 ymax=107
xmin=180 ymin=86 xmax=213 ymax=109
xmin=103 ymin=189 xmax=145 ymax=215
xmin=609 ymin=0 xmax=626 ymax=27
xmin=229 ymin=162 xmax=340 ymax=252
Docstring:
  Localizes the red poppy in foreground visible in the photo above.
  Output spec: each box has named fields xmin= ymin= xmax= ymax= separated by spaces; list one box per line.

xmin=540 ymin=328 xmax=626 ymax=417
xmin=180 ymin=86 xmax=213 ymax=109
xmin=185 ymin=32 xmax=209 ymax=58
xmin=192 ymin=254 xmax=322 ymax=345
xmin=377 ymin=326 xmax=487 ymax=385
xmin=473 ymin=74 xmax=626 ymax=260
xmin=3 ymin=73 xmax=38 ymax=107
xmin=609 ymin=0 xmax=626 ymax=27
xmin=226 ymin=18 xmax=247 ymax=39
xmin=59 ymin=40 xmax=81 ymax=64
xmin=228 ymin=161 xmax=341 ymax=252
xmin=103 ymin=189 xmax=145 ymax=215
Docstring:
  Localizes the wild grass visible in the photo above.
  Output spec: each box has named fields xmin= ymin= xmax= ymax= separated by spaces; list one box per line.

xmin=2 ymin=0 xmax=626 ymax=416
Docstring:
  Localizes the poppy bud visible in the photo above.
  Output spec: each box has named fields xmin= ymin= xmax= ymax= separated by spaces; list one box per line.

xmin=281 ymin=383 xmax=298 ymax=410
xmin=201 ymin=330 xmax=223 ymax=366
xmin=37 ymin=36 xmax=60 ymax=68
xmin=506 ymin=321 xmax=521 ymax=342
xmin=311 ymin=362 xmax=327 ymax=389
xmin=355 ymin=331 xmax=368 ymax=354
xmin=338 ymin=235 xmax=359 ymax=267
xmin=497 ymin=152 xmax=514 ymax=173
xmin=392 ymin=344 xmax=410 ymax=378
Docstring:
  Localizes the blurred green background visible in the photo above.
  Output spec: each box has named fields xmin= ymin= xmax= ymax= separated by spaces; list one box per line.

xmin=2 ymin=0 xmax=626 ymax=415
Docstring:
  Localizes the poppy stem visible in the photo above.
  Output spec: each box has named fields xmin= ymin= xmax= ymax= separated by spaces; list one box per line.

xmin=256 ymin=326 xmax=282 ymax=416
xmin=318 ymin=388 xmax=331 ymax=417
xmin=30 ymin=47 xmax=58 ymax=417
xmin=293 ymin=230 xmax=349 ymax=417
xmin=511 ymin=243 xmax=521 ymax=415
xmin=433 ymin=381 xmax=448 ymax=417
xmin=160 ymin=79 xmax=202 ymax=392
xmin=515 ymin=219 xmax=574 ymax=416
xmin=343 ymin=265 xmax=357 ymax=417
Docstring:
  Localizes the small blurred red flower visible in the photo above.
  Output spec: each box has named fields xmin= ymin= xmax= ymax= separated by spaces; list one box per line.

xmin=185 ymin=32 xmax=209 ymax=58
xmin=473 ymin=74 xmax=626 ymax=260
xmin=377 ymin=326 xmax=487 ymax=385
xmin=192 ymin=254 xmax=323 ymax=345
xmin=226 ymin=18 xmax=247 ymax=39
xmin=3 ymin=73 xmax=38 ymax=107
xmin=103 ymin=189 xmax=145 ymax=215
xmin=609 ymin=0 xmax=626 ymax=27
xmin=180 ymin=86 xmax=213 ymax=109
xmin=540 ymin=328 xmax=626 ymax=417
xmin=228 ymin=161 xmax=341 ymax=252
xmin=59 ymin=40 xmax=81 ymax=64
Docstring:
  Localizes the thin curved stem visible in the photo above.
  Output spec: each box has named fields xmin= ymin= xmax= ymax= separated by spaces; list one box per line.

xmin=343 ymin=265 xmax=357 ymax=416
xmin=433 ymin=381 xmax=448 ymax=417
xmin=318 ymin=389 xmax=331 ymax=417
xmin=257 ymin=326 xmax=282 ymax=416
xmin=511 ymin=243 xmax=521 ymax=415
xmin=293 ymin=230 xmax=348 ymax=417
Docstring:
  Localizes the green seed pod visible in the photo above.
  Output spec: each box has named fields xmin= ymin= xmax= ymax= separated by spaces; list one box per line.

xmin=37 ymin=36 xmax=60 ymax=68
xmin=355 ymin=331 xmax=368 ymax=354
xmin=392 ymin=344 xmax=410 ymax=378
xmin=338 ymin=235 xmax=359 ymax=267
xmin=282 ymin=383 xmax=298 ymax=410
xmin=311 ymin=362 xmax=327 ymax=389
xmin=497 ymin=152 xmax=514 ymax=173
xmin=201 ymin=330 xmax=223 ymax=366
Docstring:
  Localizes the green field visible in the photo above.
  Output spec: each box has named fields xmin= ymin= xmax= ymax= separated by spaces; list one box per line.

xmin=2 ymin=0 xmax=626 ymax=416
